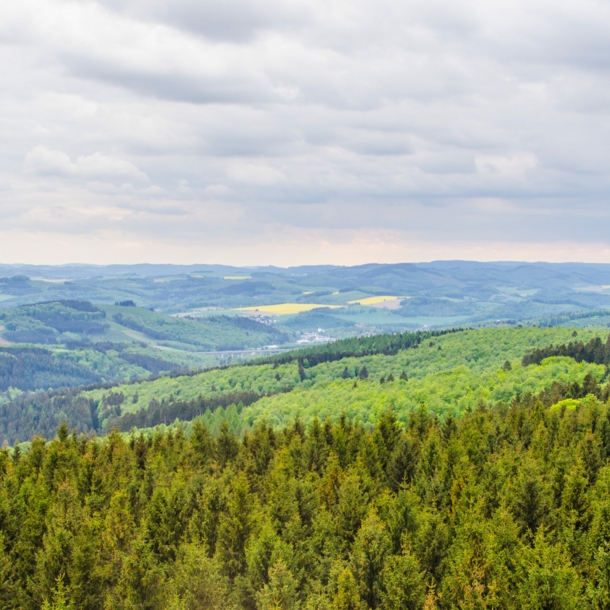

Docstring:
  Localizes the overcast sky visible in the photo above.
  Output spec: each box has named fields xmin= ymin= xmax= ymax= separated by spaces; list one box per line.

xmin=1 ymin=0 xmax=610 ymax=265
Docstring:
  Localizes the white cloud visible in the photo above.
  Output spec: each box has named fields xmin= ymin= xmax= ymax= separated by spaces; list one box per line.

xmin=227 ymin=163 xmax=287 ymax=186
xmin=475 ymin=153 xmax=538 ymax=177
xmin=1 ymin=0 xmax=610 ymax=264
xmin=23 ymin=146 xmax=148 ymax=181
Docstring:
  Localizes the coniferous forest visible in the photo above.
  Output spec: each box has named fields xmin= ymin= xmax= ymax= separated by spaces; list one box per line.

xmin=2 ymin=384 xmax=610 ymax=608
xmin=2 ymin=326 xmax=610 ymax=608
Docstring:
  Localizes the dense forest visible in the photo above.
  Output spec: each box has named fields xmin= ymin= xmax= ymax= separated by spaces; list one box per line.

xmin=2 ymin=326 xmax=610 ymax=607
xmin=2 ymin=326 xmax=607 ymax=445
xmin=2 ymin=380 xmax=610 ymax=608
xmin=523 ymin=335 xmax=610 ymax=367
xmin=0 ymin=347 xmax=102 ymax=392
xmin=255 ymin=329 xmax=459 ymax=368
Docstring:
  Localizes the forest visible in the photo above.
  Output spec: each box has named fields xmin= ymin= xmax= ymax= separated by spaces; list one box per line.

xmin=1 ymin=325 xmax=610 ymax=608
xmin=2 ymin=381 xmax=610 ymax=608
xmin=0 ymin=326 xmax=604 ymax=444
xmin=2 ymin=326 xmax=608 ymax=444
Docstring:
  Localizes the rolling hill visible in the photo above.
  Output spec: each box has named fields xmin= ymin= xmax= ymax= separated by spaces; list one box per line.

xmin=3 ymin=261 xmax=610 ymax=337
xmin=2 ymin=323 xmax=610 ymax=608
xmin=1 ymin=325 xmax=607 ymax=444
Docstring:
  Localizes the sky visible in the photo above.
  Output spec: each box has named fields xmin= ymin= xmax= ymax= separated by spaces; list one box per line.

xmin=1 ymin=0 xmax=610 ymax=266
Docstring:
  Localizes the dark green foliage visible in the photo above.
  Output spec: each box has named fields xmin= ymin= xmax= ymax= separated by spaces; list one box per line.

xmin=2 ymin=301 xmax=108 ymax=342
xmin=0 ymin=347 xmax=101 ymax=391
xmin=1 ymin=389 xmax=609 ymax=608
xmin=523 ymin=335 xmax=610 ymax=367
xmin=0 ymin=389 xmax=98 ymax=443
xmin=119 ymin=353 xmax=179 ymax=375
xmin=255 ymin=329 xmax=460 ymax=368
xmin=104 ymin=388 xmax=292 ymax=433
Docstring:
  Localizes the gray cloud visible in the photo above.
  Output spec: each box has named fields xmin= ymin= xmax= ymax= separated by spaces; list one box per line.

xmin=97 ymin=0 xmax=312 ymax=43
xmin=1 ymin=0 xmax=610 ymax=265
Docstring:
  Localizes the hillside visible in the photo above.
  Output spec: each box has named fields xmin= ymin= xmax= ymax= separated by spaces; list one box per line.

xmin=4 ymin=262 xmax=610 ymax=335
xmin=0 ymin=301 xmax=291 ymax=350
xmin=1 ymin=325 xmax=608 ymax=444
xmin=1 ymin=354 xmax=610 ymax=608
xmin=0 ymin=300 xmax=295 ymax=395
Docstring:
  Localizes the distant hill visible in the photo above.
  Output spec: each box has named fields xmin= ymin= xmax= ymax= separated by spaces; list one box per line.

xmin=0 ymin=300 xmax=296 ymax=393
xmin=2 ymin=262 xmax=610 ymax=332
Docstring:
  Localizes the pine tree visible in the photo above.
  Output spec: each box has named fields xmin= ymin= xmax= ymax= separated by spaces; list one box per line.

xmin=350 ymin=510 xmax=391 ymax=608
xmin=333 ymin=568 xmax=366 ymax=610
xmin=216 ymin=473 xmax=253 ymax=579
xmin=381 ymin=547 xmax=426 ymax=610
xmin=217 ymin=421 xmax=239 ymax=468
xmin=298 ymin=360 xmax=306 ymax=382
xmin=256 ymin=561 xmax=299 ymax=610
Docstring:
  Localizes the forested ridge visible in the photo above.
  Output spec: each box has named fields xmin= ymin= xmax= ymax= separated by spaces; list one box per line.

xmin=3 ymin=378 xmax=610 ymax=608
xmin=254 ymin=329 xmax=460 ymax=368
xmin=1 ymin=326 xmax=608 ymax=445
xmin=0 ymin=347 xmax=102 ymax=392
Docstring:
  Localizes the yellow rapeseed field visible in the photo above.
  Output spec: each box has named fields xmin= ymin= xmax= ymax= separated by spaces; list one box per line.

xmin=348 ymin=295 xmax=406 ymax=305
xmin=235 ymin=303 xmax=343 ymax=315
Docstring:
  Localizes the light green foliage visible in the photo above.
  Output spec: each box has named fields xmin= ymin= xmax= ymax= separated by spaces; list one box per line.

xmin=242 ymin=357 xmax=604 ymax=429
xmin=256 ymin=561 xmax=300 ymax=610
xmin=80 ymin=326 xmax=605 ymax=425
xmin=381 ymin=547 xmax=426 ymax=610
xmin=167 ymin=544 xmax=235 ymax=610
xmin=333 ymin=568 xmax=367 ymax=610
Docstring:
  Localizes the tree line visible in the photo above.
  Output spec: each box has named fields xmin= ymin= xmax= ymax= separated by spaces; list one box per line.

xmin=104 ymin=387 xmax=292 ymax=433
xmin=255 ymin=329 xmax=461 ymax=369
xmin=522 ymin=334 xmax=610 ymax=367
xmin=0 ymin=347 xmax=101 ymax=393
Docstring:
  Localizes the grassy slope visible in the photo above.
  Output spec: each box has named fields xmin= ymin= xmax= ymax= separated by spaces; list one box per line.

xmin=82 ymin=326 xmax=606 ymax=429
xmin=102 ymin=304 xmax=292 ymax=349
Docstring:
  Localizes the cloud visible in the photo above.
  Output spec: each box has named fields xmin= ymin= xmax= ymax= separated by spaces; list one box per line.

xmin=22 ymin=147 xmax=148 ymax=182
xmin=475 ymin=153 xmax=538 ymax=177
xmin=227 ymin=163 xmax=287 ymax=186
xmin=1 ymin=0 xmax=610 ymax=265
xmin=97 ymin=0 xmax=312 ymax=43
